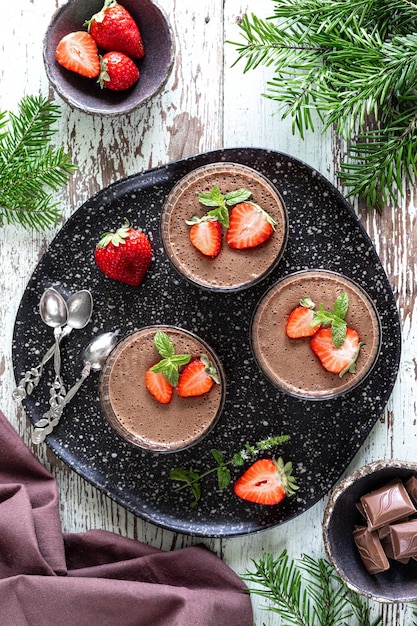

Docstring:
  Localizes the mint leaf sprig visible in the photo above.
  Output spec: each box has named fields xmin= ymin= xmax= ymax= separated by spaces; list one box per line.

xmin=311 ymin=292 xmax=349 ymax=348
xmin=185 ymin=185 xmax=252 ymax=228
xmin=149 ymin=331 xmax=191 ymax=386
xmin=170 ymin=434 xmax=291 ymax=507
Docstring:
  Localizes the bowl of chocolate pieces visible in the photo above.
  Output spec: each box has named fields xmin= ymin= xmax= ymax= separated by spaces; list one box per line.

xmin=323 ymin=459 xmax=417 ymax=602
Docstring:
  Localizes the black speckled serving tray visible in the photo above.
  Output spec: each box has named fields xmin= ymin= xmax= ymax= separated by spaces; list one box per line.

xmin=12 ymin=148 xmax=401 ymax=537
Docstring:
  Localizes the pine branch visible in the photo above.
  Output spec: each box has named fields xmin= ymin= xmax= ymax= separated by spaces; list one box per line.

xmin=241 ymin=550 xmax=407 ymax=626
xmin=345 ymin=589 xmax=384 ymax=626
xmin=0 ymin=95 xmax=77 ymax=230
xmin=229 ymin=0 xmax=417 ymax=209
xmin=242 ymin=551 xmax=312 ymax=626
xmin=339 ymin=109 xmax=417 ymax=207
xmin=299 ymin=554 xmax=351 ymax=626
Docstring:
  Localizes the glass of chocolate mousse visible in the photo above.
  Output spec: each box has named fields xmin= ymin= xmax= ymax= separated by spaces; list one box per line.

xmin=251 ymin=269 xmax=381 ymax=400
xmin=160 ymin=162 xmax=288 ymax=292
xmin=100 ymin=325 xmax=225 ymax=452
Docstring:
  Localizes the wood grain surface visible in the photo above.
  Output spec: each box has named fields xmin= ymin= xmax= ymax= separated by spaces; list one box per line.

xmin=1 ymin=1 xmax=415 ymax=624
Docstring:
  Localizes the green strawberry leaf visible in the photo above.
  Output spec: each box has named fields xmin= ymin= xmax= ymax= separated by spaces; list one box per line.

xmin=224 ymin=188 xmax=252 ymax=205
xmin=154 ymin=331 xmax=175 ymax=358
xmin=311 ymin=294 xmax=349 ymax=347
xmin=198 ymin=185 xmax=225 ymax=207
xmin=217 ymin=465 xmax=232 ymax=490
xmin=331 ymin=318 xmax=347 ymax=348
xmin=333 ymin=293 xmax=349 ymax=320
xmin=151 ymin=332 xmax=191 ymax=385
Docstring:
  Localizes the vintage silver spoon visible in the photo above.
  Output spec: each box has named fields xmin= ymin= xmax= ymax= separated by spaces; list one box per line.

xmin=32 ymin=330 xmax=119 ymax=444
xmin=13 ymin=289 xmax=93 ymax=401
xmin=37 ymin=287 xmax=68 ymax=409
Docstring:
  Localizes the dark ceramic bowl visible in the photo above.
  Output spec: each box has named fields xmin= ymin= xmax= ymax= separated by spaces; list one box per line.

xmin=43 ymin=0 xmax=174 ymax=116
xmin=323 ymin=459 xmax=417 ymax=603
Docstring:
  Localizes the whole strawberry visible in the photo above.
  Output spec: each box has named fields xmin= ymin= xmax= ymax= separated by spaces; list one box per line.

xmin=85 ymin=0 xmax=145 ymax=59
xmin=94 ymin=220 xmax=152 ymax=286
xmin=99 ymin=51 xmax=139 ymax=91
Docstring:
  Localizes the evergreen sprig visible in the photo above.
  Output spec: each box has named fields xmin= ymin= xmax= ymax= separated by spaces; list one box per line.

xmin=0 ymin=95 xmax=77 ymax=230
xmin=242 ymin=550 xmax=417 ymax=625
xmin=229 ymin=0 xmax=417 ymax=209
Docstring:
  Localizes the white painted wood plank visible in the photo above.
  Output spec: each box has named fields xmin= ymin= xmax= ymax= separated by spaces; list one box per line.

xmin=1 ymin=1 xmax=415 ymax=624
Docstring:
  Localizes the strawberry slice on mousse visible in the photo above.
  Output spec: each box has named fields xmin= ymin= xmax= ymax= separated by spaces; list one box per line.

xmin=309 ymin=327 xmax=363 ymax=376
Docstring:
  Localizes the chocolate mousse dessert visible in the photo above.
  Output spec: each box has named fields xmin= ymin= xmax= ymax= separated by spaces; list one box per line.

xmin=100 ymin=326 xmax=225 ymax=452
xmin=161 ymin=162 xmax=288 ymax=291
xmin=251 ymin=269 xmax=381 ymax=399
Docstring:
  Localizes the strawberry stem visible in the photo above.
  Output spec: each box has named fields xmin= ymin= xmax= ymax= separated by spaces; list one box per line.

xmin=84 ymin=0 xmax=116 ymax=28
xmin=338 ymin=341 xmax=365 ymax=378
xmin=96 ymin=218 xmax=131 ymax=249
xmin=300 ymin=296 xmax=315 ymax=310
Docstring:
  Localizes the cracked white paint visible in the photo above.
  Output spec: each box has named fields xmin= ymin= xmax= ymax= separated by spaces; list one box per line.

xmin=1 ymin=1 xmax=416 ymax=623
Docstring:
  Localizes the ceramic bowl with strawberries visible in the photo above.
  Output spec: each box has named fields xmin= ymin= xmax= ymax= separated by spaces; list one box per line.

xmin=43 ymin=0 xmax=174 ymax=116
xmin=323 ymin=459 xmax=417 ymax=603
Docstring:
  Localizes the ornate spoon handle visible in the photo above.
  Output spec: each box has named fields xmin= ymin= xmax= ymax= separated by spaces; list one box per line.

xmin=32 ymin=362 xmax=92 ymax=444
xmin=12 ymin=344 xmax=55 ymax=401
xmin=47 ymin=326 xmax=67 ymax=409
xmin=13 ymin=326 xmax=72 ymax=402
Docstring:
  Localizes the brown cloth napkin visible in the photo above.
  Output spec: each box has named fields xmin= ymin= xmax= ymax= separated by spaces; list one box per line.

xmin=0 ymin=410 xmax=253 ymax=626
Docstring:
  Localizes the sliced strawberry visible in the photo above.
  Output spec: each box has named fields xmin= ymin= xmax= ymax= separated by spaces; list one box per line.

xmin=309 ymin=327 xmax=362 ymax=375
xmin=145 ymin=368 xmax=174 ymax=404
xmin=286 ymin=298 xmax=321 ymax=338
xmin=233 ymin=457 xmax=298 ymax=506
xmin=188 ymin=218 xmax=222 ymax=258
xmin=56 ymin=31 xmax=100 ymax=78
xmin=226 ymin=201 xmax=276 ymax=249
xmin=177 ymin=355 xmax=219 ymax=397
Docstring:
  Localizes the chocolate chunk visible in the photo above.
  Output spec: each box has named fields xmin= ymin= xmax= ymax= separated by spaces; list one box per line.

xmin=380 ymin=534 xmax=410 ymax=564
xmin=405 ymin=475 xmax=417 ymax=506
xmin=360 ymin=480 xmax=416 ymax=530
xmin=356 ymin=500 xmax=366 ymax=519
xmin=389 ymin=520 xmax=417 ymax=560
xmin=377 ymin=524 xmax=391 ymax=539
xmin=353 ymin=525 xmax=390 ymax=574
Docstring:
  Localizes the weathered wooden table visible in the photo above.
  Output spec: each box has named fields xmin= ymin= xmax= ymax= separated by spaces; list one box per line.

xmin=1 ymin=1 xmax=414 ymax=624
